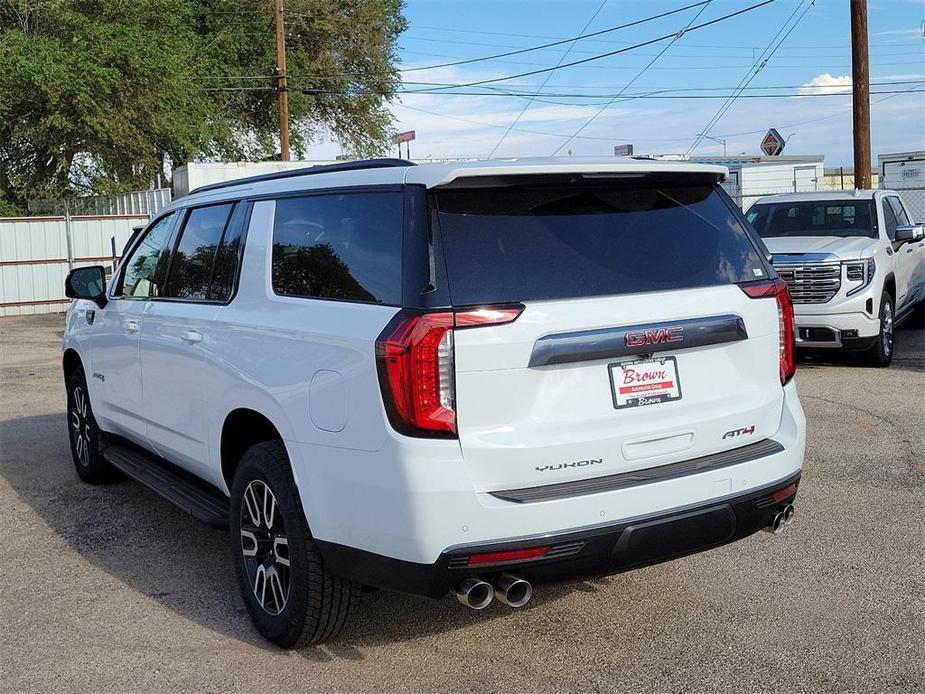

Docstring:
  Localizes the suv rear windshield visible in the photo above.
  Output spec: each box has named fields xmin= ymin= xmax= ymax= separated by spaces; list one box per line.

xmin=432 ymin=180 xmax=767 ymax=305
xmin=746 ymin=200 xmax=877 ymax=239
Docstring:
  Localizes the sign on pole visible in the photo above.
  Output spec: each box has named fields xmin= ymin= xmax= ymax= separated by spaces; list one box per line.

xmin=392 ymin=131 xmax=415 ymax=158
xmin=761 ymin=129 xmax=785 ymax=156
xmin=392 ymin=131 xmax=415 ymax=145
xmin=614 ymin=144 xmax=634 ymax=157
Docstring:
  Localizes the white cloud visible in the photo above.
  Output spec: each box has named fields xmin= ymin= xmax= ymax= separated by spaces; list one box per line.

xmin=873 ymin=28 xmax=924 ymax=38
xmin=798 ymin=74 xmax=853 ymax=96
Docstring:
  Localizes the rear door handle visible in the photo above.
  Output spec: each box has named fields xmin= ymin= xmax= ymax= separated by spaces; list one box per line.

xmin=182 ymin=329 xmax=203 ymax=344
xmin=125 ymin=319 xmax=140 ymax=333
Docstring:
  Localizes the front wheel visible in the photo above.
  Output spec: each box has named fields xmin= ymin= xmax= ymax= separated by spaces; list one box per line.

xmin=230 ymin=441 xmax=359 ymax=647
xmin=861 ymin=292 xmax=894 ymax=367
xmin=66 ymin=367 xmax=112 ymax=483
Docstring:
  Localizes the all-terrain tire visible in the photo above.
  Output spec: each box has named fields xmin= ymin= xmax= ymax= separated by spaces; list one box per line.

xmin=66 ymin=367 xmax=112 ymax=483
xmin=230 ymin=441 xmax=360 ymax=648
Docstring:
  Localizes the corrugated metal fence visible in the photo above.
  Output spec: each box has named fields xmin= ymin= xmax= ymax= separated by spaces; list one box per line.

xmin=0 ymin=214 xmax=147 ymax=316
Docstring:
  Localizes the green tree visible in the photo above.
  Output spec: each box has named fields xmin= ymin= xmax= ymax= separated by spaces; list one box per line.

xmin=0 ymin=0 xmax=405 ymax=206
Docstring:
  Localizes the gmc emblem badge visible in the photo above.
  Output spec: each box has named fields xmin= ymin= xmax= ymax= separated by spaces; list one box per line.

xmin=624 ymin=327 xmax=684 ymax=347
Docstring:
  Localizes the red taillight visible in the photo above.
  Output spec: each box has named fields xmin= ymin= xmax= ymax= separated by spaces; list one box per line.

xmin=376 ymin=304 xmax=524 ymax=437
xmin=741 ymin=278 xmax=795 ymax=385
xmin=467 ymin=545 xmax=549 ymax=566
xmin=771 ymin=482 xmax=798 ymax=502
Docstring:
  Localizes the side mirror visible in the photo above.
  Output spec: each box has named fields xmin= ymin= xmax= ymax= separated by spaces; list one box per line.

xmin=895 ymin=224 xmax=925 ymax=243
xmin=65 ymin=265 xmax=108 ymax=308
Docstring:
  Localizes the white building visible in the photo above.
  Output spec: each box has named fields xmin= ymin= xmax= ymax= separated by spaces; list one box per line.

xmin=691 ymin=155 xmax=824 ymax=210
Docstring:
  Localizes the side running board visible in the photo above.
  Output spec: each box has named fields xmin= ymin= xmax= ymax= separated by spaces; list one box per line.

xmin=104 ymin=444 xmax=230 ymax=528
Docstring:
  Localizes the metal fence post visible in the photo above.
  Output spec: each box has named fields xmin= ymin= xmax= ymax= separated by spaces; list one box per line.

xmin=64 ymin=199 xmax=75 ymax=271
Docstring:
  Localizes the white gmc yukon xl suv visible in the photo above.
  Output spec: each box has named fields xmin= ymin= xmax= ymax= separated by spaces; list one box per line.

xmin=62 ymin=158 xmax=805 ymax=647
xmin=747 ymin=190 xmax=925 ymax=366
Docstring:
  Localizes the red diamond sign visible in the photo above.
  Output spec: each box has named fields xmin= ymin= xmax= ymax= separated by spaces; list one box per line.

xmin=761 ymin=128 xmax=785 ymax=156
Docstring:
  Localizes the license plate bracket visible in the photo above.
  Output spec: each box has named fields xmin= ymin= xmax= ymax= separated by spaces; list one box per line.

xmin=608 ymin=356 xmax=682 ymax=409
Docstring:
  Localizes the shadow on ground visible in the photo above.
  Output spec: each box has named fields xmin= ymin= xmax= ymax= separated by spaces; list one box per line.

xmin=0 ymin=412 xmax=595 ymax=654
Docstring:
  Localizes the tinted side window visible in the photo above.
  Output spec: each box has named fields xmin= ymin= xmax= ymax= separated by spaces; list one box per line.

xmin=888 ymin=197 xmax=910 ymax=226
xmin=120 ymin=213 xmax=176 ymax=298
xmin=208 ymin=204 xmax=247 ymax=302
xmin=882 ymin=200 xmax=898 ymax=241
xmin=271 ymin=192 xmax=403 ymax=304
xmin=165 ymin=204 xmax=233 ymax=300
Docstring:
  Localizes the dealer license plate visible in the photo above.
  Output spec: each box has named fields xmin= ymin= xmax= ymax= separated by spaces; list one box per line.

xmin=608 ymin=357 xmax=682 ymax=409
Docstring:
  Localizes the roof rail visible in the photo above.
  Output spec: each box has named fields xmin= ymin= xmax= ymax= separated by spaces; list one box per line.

xmin=189 ymin=158 xmax=416 ymax=195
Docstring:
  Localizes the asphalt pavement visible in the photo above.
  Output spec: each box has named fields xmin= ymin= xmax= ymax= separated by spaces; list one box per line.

xmin=1 ymin=313 xmax=922 ymax=693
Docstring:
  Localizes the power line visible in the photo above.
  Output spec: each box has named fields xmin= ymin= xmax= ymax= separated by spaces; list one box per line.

xmin=284 ymin=86 xmax=921 ymax=100
xmin=713 ymin=80 xmax=925 ymax=138
xmin=394 ymin=102 xmax=694 ymax=142
xmin=398 ymin=33 xmax=917 ymax=60
xmin=399 ymin=49 xmax=920 ymax=72
xmin=399 ymin=79 xmax=921 ymax=93
xmin=398 ymin=49 xmax=923 ymax=71
xmin=406 ymin=23 xmax=919 ymax=52
xmin=488 ymin=0 xmax=609 ymax=158
xmin=551 ymin=0 xmax=715 ymax=155
xmin=393 ymin=84 xmax=924 ymax=144
xmin=412 ymin=0 xmax=778 ymax=93
xmin=397 ymin=0 xmax=711 ymax=73
xmin=685 ymin=0 xmax=815 ymax=157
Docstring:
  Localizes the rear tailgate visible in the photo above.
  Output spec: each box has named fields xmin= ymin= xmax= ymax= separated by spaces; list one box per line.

xmin=432 ymin=174 xmax=784 ymax=493
xmin=454 ymin=286 xmax=782 ymax=491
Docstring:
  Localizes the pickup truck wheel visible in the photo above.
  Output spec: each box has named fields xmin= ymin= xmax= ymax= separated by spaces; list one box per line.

xmin=230 ymin=441 xmax=359 ymax=648
xmin=862 ymin=293 xmax=894 ymax=367
xmin=66 ymin=367 xmax=112 ymax=484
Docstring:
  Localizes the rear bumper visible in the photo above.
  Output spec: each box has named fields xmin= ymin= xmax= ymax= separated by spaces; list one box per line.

xmin=316 ymin=472 xmax=801 ymax=598
xmin=295 ymin=381 xmax=805 ymax=567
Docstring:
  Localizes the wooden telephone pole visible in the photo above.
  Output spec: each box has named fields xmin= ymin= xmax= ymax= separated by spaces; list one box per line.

xmin=850 ymin=0 xmax=871 ymax=189
xmin=274 ymin=0 xmax=290 ymax=161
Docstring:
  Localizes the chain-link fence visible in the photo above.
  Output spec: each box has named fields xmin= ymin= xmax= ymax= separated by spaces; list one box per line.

xmin=888 ymin=186 xmax=925 ymax=224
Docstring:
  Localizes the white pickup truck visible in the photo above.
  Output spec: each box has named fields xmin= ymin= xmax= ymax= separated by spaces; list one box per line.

xmin=747 ymin=190 xmax=925 ymax=366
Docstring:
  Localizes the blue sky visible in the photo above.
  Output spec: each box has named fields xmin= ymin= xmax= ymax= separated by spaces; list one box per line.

xmin=319 ymin=0 xmax=925 ymax=165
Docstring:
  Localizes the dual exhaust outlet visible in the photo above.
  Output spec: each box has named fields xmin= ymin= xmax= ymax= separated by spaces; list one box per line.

xmin=764 ymin=503 xmax=796 ymax=535
xmin=458 ymin=504 xmax=795 ymax=608
xmin=455 ymin=573 xmax=532 ymax=610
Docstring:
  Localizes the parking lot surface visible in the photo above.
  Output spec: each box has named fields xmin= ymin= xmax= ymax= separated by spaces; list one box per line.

xmin=1 ymin=313 xmax=922 ymax=693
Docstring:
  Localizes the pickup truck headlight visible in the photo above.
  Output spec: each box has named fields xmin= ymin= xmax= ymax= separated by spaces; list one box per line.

xmin=845 ymin=258 xmax=875 ymax=296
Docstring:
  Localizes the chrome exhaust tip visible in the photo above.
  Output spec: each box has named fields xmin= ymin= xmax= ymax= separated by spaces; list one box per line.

xmin=494 ymin=573 xmax=533 ymax=608
xmin=455 ymin=578 xmax=494 ymax=610
xmin=783 ymin=503 xmax=795 ymax=526
xmin=763 ymin=511 xmax=786 ymax=535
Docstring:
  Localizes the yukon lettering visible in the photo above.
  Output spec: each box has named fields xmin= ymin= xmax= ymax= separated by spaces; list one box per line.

xmin=536 ymin=459 xmax=604 ymax=473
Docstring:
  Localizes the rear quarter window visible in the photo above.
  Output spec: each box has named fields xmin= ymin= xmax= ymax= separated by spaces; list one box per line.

xmin=433 ymin=180 xmax=767 ymax=305
xmin=271 ymin=191 xmax=403 ymax=305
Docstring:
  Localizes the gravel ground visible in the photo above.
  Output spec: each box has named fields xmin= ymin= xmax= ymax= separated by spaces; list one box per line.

xmin=1 ymin=313 xmax=922 ymax=694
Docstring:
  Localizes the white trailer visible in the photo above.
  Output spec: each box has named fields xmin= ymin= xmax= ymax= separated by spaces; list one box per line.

xmin=172 ymin=161 xmax=339 ymax=198
xmin=878 ymin=151 xmax=925 ymax=223
xmin=691 ymin=155 xmax=824 ymax=210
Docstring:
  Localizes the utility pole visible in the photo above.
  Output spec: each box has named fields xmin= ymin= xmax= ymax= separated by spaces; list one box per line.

xmin=850 ymin=0 xmax=871 ymax=189
xmin=274 ymin=0 xmax=290 ymax=161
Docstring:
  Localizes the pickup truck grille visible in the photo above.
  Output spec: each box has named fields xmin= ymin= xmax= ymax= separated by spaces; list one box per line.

xmin=774 ymin=262 xmax=841 ymax=304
